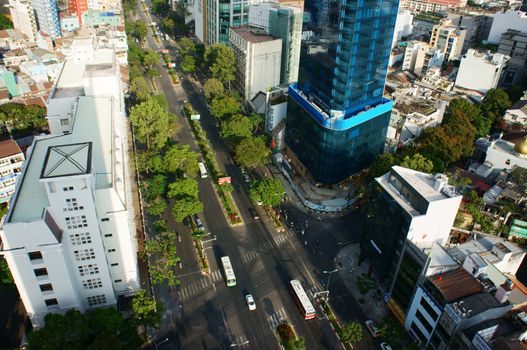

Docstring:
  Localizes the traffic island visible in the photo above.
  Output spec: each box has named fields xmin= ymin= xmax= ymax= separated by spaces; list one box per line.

xmin=320 ymin=300 xmax=354 ymax=350
xmin=193 ymin=238 xmax=210 ymax=275
xmin=275 ymin=322 xmax=305 ymax=350
xmin=264 ymin=206 xmax=285 ymax=232
xmin=185 ymin=106 xmax=242 ymax=226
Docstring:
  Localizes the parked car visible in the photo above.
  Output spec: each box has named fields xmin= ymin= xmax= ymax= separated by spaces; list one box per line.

xmin=380 ymin=343 xmax=393 ymax=350
xmin=249 ymin=208 xmax=259 ymax=220
xmin=365 ymin=320 xmax=380 ymax=338
xmin=192 ymin=214 xmax=204 ymax=231
xmin=245 ymin=294 xmax=256 ymax=310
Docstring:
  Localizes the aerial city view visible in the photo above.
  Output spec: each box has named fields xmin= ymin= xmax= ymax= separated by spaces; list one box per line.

xmin=1 ymin=0 xmax=527 ymax=349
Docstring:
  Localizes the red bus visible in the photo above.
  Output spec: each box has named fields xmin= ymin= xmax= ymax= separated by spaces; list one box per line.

xmin=289 ymin=280 xmax=316 ymax=320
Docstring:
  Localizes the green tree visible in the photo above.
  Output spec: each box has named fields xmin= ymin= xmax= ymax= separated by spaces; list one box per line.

xmin=136 ymin=150 xmax=165 ymax=174
xmin=220 ymin=114 xmax=253 ymax=145
xmin=143 ymin=231 xmax=180 ymax=286
xmin=235 ymin=137 xmax=270 ymax=168
xmin=510 ymin=166 xmax=527 ymax=193
xmin=141 ymin=49 xmax=160 ymax=70
xmin=164 ymin=144 xmax=199 ymax=177
xmin=129 ymin=76 xmax=150 ymax=102
xmin=250 ymin=178 xmax=285 ymax=206
xmin=168 ymin=178 xmax=199 ymax=198
xmin=447 ymin=98 xmax=488 ymax=138
xmin=181 ymin=55 xmax=196 ymax=73
xmin=131 ymin=21 xmax=147 ymax=41
xmin=0 ymin=259 xmax=14 ymax=286
xmin=399 ymin=153 xmax=434 ymax=173
xmin=290 ymin=337 xmax=306 ymax=350
xmin=130 ymin=98 xmax=171 ymax=150
xmin=146 ymin=196 xmax=167 ymax=216
xmin=141 ymin=174 xmax=167 ymax=199
xmin=367 ymin=153 xmax=397 ymax=179
xmin=171 ymin=196 xmax=203 ymax=222
xmin=210 ymin=94 xmax=241 ymax=119
xmin=131 ymin=289 xmax=163 ymax=329
xmin=204 ymin=44 xmax=236 ymax=88
xmin=481 ymin=88 xmax=511 ymax=127
xmin=151 ymin=0 xmax=170 ymax=16
xmin=203 ymin=78 xmax=224 ymax=101
xmin=340 ymin=322 xmax=363 ymax=344
xmin=0 ymin=103 xmax=47 ymax=136
xmin=161 ymin=17 xmax=175 ymax=37
xmin=0 ymin=14 xmax=13 ymax=30
xmin=178 ymin=37 xmax=196 ymax=57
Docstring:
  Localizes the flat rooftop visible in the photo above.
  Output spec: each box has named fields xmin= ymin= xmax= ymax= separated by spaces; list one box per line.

xmin=230 ymin=26 xmax=277 ymax=43
xmin=8 ymin=96 xmax=113 ymax=223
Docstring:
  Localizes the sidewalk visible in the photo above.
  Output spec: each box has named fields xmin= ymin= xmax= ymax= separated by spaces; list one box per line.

xmin=335 ymin=244 xmax=388 ymax=323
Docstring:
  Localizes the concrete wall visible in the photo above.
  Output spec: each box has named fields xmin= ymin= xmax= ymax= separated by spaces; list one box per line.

xmin=488 ymin=11 xmax=527 ymax=44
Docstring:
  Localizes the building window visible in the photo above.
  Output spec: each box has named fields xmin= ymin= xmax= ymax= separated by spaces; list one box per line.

xmin=65 ymin=215 xmax=88 ymax=229
xmin=45 ymin=298 xmax=58 ymax=306
xmin=70 ymin=232 xmax=92 ymax=246
xmin=87 ymin=294 xmax=107 ymax=306
xmin=101 ymin=218 xmax=109 ymax=222
xmin=78 ymin=264 xmax=99 ymax=276
xmin=60 ymin=118 xmax=69 ymax=126
xmin=114 ymin=279 xmax=122 ymax=283
xmin=39 ymin=283 xmax=53 ymax=292
xmin=28 ymin=251 xmax=43 ymax=261
xmin=104 ymin=233 xmax=113 ymax=237
xmin=415 ymin=310 xmax=434 ymax=334
xmin=63 ymin=186 xmax=74 ymax=191
xmin=108 ymin=249 xmax=116 ymax=253
xmin=34 ymin=268 xmax=48 ymax=277
xmin=83 ymin=278 xmax=103 ymax=289
xmin=410 ymin=322 xmax=426 ymax=343
xmin=63 ymin=198 xmax=84 ymax=211
xmin=419 ymin=297 xmax=439 ymax=321
xmin=111 ymin=263 xmax=119 ymax=266
xmin=74 ymin=248 xmax=95 ymax=261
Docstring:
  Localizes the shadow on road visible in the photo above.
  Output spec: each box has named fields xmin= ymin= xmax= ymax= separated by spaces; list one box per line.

xmin=202 ymin=300 xmax=229 ymax=348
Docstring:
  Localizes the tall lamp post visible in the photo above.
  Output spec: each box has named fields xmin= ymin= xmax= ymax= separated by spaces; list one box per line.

xmin=322 ymin=269 xmax=338 ymax=299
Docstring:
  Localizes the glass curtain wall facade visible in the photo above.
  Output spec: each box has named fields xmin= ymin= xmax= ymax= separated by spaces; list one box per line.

xmin=214 ymin=0 xmax=252 ymax=44
xmin=285 ymin=0 xmax=399 ymax=184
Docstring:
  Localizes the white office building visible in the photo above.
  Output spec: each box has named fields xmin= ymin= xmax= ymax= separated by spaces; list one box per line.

xmin=0 ymin=38 xmax=140 ymax=328
xmin=455 ymin=49 xmax=509 ymax=93
xmin=229 ymin=26 xmax=281 ymax=103
xmin=0 ymin=140 xmax=25 ymax=204
xmin=8 ymin=0 xmax=38 ymax=42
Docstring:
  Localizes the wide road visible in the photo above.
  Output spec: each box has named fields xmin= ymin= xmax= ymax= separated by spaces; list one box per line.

xmin=136 ymin=4 xmax=374 ymax=350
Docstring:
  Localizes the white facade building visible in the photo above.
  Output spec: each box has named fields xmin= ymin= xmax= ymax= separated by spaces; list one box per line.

xmin=0 ymin=38 xmax=139 ymax=328
xmin=503 ymin=95 xmax=527 ymax=126
xmin=0 ymin=139 xmax=24 ymax=204
xmin=8 ymin=0 xmax=38 ymax=42
xmin=229 ymin=26 xmax=281 ymax=103
xmin=430 ymin=19 xmax=467 ymax=61
xmin=393 ymin=10 xmax=414 ymax=46
xmin=455 ymin=49 xmax=509 ymax=93
xmin=402 ymin=41 xmax=429 ymax=75
xmin=487 ymin=11 xmax=527 ymax=44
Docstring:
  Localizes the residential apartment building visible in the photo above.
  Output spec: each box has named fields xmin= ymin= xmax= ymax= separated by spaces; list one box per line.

xmin=497 ymin=29 xmax=527 ymax=86
xmin=393 ymin=10 xmax=414 ymax=46
xmin=0 ymin=139 xmax=24 ymax=204
xmin=400 ymin=0 xmax=468 ymax=14
xmin=8 ymin=0 xmax=38 ymax=42
xmin=360 ymin=167 xmax=462 ymax=299
xmin=284 ymin=0 xmax=399 ymax=185
xmin=455 ymin=49 xmax=509 ymax=93
xmin=31 ymin=0 xmax=61 ymax=38
xmin=229 ymin=26 xmax=281 ymax=103
xmin=430 ymin=19 xmax=467 ymax=61
xmin=402 ymin=41 xmax=429 ymax=75
xmin=0 ymin=38 xmax=139 ymax=328
xmin=488 ymin=11 xmax=527 ymax=44
xmin=248 ymin=2 xmax=302 ymax=85
xmin=194 ymin=0 xmax=264 ymax=46
xmin=447 ymin=11 xmax=494 ymax=54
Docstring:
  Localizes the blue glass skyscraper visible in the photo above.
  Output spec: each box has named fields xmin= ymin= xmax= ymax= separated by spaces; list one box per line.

xmin=285 ymin=0 xmax=399 ymax=184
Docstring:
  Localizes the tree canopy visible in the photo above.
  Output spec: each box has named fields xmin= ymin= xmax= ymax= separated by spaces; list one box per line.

xmin=143 ymin=231 xmax=180 ymax=286
xmin=203 ymin=78 xmax=224 ymax=101
xmin=399 ymin=153 xmax=434 ymax=173
xmin=129 ymin=77 xmax=151 ymax=103
xmin=250 ymin=178 xmax=285 ymax=206
xmin=220 ymin=114 xmax=253 ymax=145
xmin=235 ymin=137 xmax=270 ymax=168
xmin=171 ymin=196 xmax=203 ymax=222
xmin=168 ymin=178 xmax=199 ymax=198
xmin=27 ymin=308 xmax=141 ymax=350
xmin=0 ymin=103 xmax=47 ymax=136
xmin=210 ymin=94 xmax=241 ymax=119
xmin=131 ymin=289 xmax=163 ymax=329
xmin=204 ymin=44 xmax=236 ymax=87
xmin=340 ymin=322 xmax=363 ymax=344
xmin=130 ymin=97 xmax=171 ymax=150
xmin=141 ymin=174 xmax=167 ymax=199
xmin=164 ymin=144 xmax=199 ymax=177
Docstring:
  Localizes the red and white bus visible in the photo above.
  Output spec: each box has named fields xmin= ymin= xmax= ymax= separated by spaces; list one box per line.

xmin=289 ymin=279 xmax=316 ymax=320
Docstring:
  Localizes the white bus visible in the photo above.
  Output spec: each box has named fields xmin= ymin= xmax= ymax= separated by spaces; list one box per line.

xmin=198 ymin=162 xmax=208 ymax=178
xmin=221 ymin=256 xmax=236 ymax=287
xmin=289 ymin=280 xmax=316 ymax=320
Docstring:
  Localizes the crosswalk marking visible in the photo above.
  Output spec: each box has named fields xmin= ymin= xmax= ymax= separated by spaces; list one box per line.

xmin=267 ymin=307 xmax=288 ymax=329
xmin=211 ymin=269 xmax=222 ymax=282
